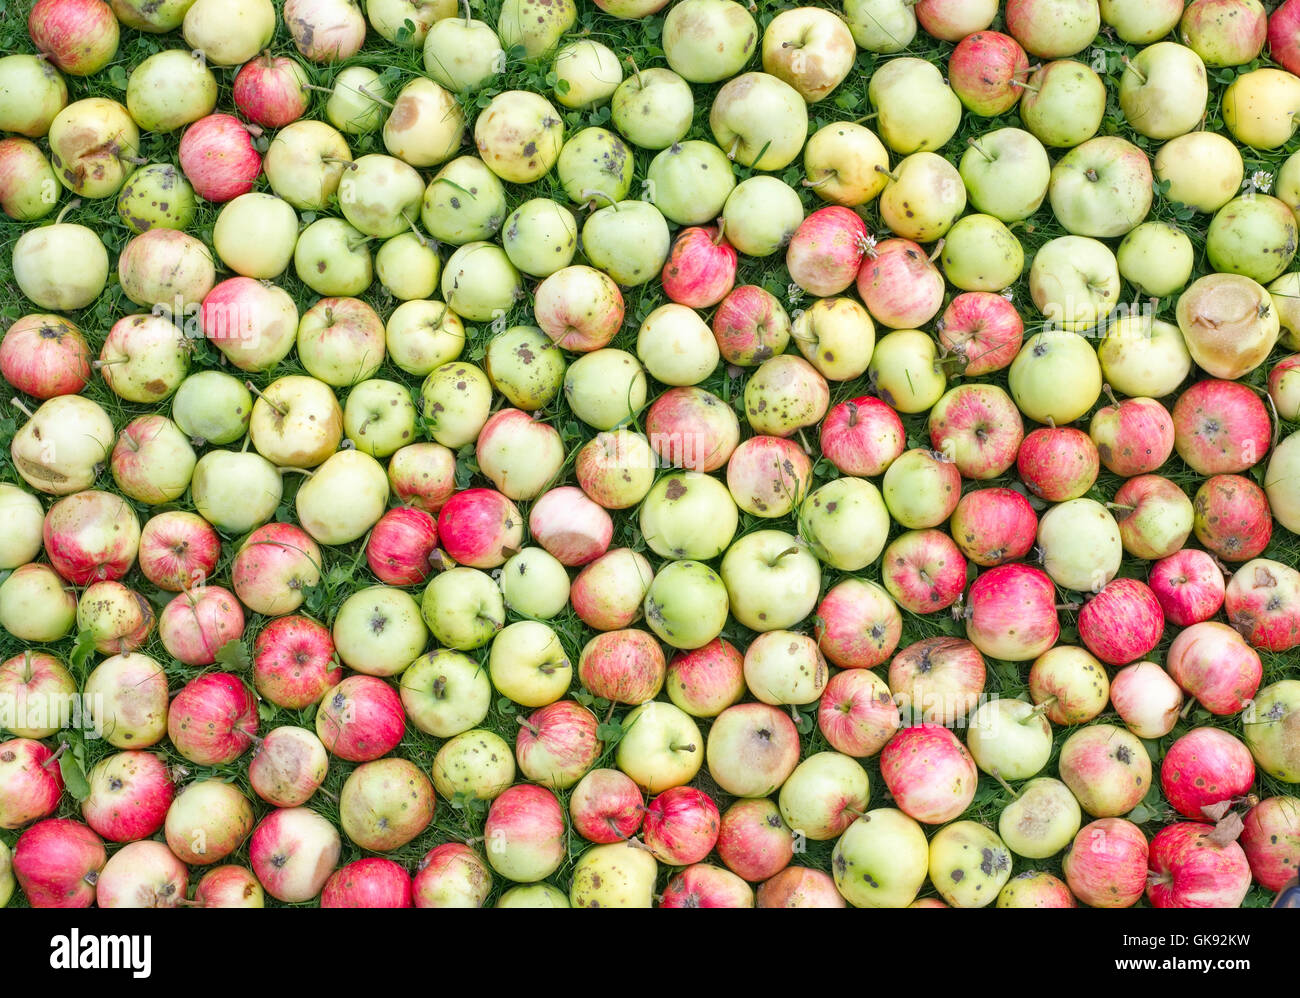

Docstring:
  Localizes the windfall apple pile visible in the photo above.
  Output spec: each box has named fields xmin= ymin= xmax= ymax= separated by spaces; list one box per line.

xmin=0 ymin=0 xmax=1299 ymax=910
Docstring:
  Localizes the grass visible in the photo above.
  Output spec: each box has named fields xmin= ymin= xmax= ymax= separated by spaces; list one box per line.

xmin=0 ymin=0 xmax=1298 ymax=907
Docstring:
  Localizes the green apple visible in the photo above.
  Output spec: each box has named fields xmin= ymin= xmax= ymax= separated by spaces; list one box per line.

xmin=485 ymin=325 xmax=566 ymax=410
xmin=646 ymin=140 xmax=736 ymax=225
xmin=1 ymin=140 xmax=59 ymax=221
xmin=1118 ymin=41 xmax=1208 ymax=140
xmin=883 ymin=449 xmax=960 ymax=529
xmin=1266 ymin=432 xmax=1300 ymax=534
xmin=802 ymin=122 xmax=889 ymax=208
xmin=564 ymin=349 xmax=647 ymax=430
xmin=719 ymin=531 xmax=820 ymax=633
xmin=296 ymin=450 xmax=389 ymax=546
xmin=556 ymin=127 xmax=635 ymax=206
xmin=488 ymin=620 xmax=571 ymax=707
xmin=338 ymin=154 xmax=425 ymax=239
xmin=878 ymin=152 xmax=966 ymax=243
xmin=422 ymin=567 xmax=506 ymax=650
xmin=498 ymin=0 xmax=575 ymax=58
xmin=1223 ymin=68 xmax=1300 ymax=150
xmin=1272 ymin=272 xmax=1300 ymax=351
xmin=1176 ymin=272 xmax=1279 ymax=380
xmin=1049 ymin=135 xmax=1153 ymax=238
xmin=960 ymin=127 xmax=1051 ymax=222
xmin=709 ymin=72 xmax=808 ymax=171
xmin=662 ymin=0 xmax=757 ymax=83
xmin=422 ymin=14 xmax=504 ymax=92
xmin=967 ymin=699 xmax=1053 ymax=781
xmin=615 ymin=700 xmax=704 ymax=792
xmin=384 ymin=78 xmax=465 ymax=168
xmin=0 ymin=839 xmax=12 ymax=907
xmin=792 ymin=297 xmax=876 ymax=381
xmin=499 ymin=547 xmax=571 ymax=619
xmin=191 ymin=450 xmax=282 ymax=534
xmin=868 ymin=328 xmax=946 ymax=414
xmin=867 ymin=57 xmax=961 ymax=154
xmin=1154 ymin=131 xmax=1243 ymax=213
xmin=844 ymin=0 xmax=917 ymax=53
xmin=402 ymin=649 xmax=492 ymax=737
xmin=326 ymin=66 xmax=389 ymax=135
xmin=638 ymin=304 xmax=721 ymax=386
xmin=421 ymin=360 xmax=492 ymax=449
xmin=610 ymin=68 xmax=694 ymax=150
xmin=721 ymin=176 xmax=804 ymax=256
xmin=643 ymin=560 xmax=730 ymax=650
xmin=421 ymin=156 xmax=508 ymax=245
xmin=1009 ymin=330 xmax=1103 ymax=426
xmin=940 ymin=214 xmax=1023 ymax=292
xmin=248 ymin=375 xmax=343 ymax=469
xmin=499 ymin=884 xmax=570 ymax=908
xmin=1019 ymin=60 xmax=1106 ymax=147
xmin=433 ymin=729 xmax=516 ymax=801
xmin=582 ymin=200 xmax=670 ymax=287
xmin=744 ymin=631 xmax=827 ymax=706
xmin=832 ymin=808 xmax=929 ymax=908
xmin=1100 ymin=0 xmax=1184 ymax=43
xmin=928 ymin=821 xmax=1012 ymax=909
xmin=344 ymin=379 xmax=417 ymax=458
xmin=386 ymin=300 xmax=464 ymax=377
xmin=502 ymin=198 xmax=577 ymax=277
xmin=333 ymin=586 xmax=427 ymax=678
xmin=639 ymin=472 xmax=738 ymax=561
xmin=778 ymin=752 xmax=871 ymax=841
xmin=474 ymin=90 xmax=563 ymax=184
xmin=126 ymin=49 xmax=216 ymax=132
xmin=441 ymin=242 xmax=522 ymax=322
xmin=1028 ymin=235 xmax=1121 ymax=333
xmin=553 ymin=40 xmax=622 ymax=108
xmin=1097 ymin=315 xmax=1192 ymax=399
xmin=213 ymin=193 xmax=298 ymax=279
xmin=172 ymin=371 xmax=252 ymax=445
xmin=117 ymin=164 xmax=196 ymax=233
xmin=1243 ymin=680 xmax=1300 ymax=782
xmin=0 ymin=565 xmax=75 ymax=643
xmin=1117 ymin=221 xmax=1195 ymax=297
xmin=1038 ymin=498 xmax=1123 ymax=592
xmin=293 ymin=218 xmax=372 ymax=297
xmin=998 ymin=777 xmax=1082 ymax=858
xmin=570 ymin=842 xmax=657 ymax=908
xmin=376 ymin=233 xmax=441 ymax=301
xmin=1207 ymin=195 xmax=1299 ymax=284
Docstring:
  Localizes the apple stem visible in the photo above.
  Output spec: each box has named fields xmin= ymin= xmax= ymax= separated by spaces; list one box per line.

xmin=9 ymin=398 xmax=35 ymax=420
xmin=726 ymin=136 xmax=741 ymax=161
xmin=460 ymin=0 xmax=471 ymax=25
xmin=990 ymin=769 xmax=1019 ymax=798
xmin=22 ymin=650 xmax=33 ymax=683
xmin=316 ymin=786 xmax=339 ymax=804
xmin=627 ymin=837 xmax=654 ymax=853
xmin=91 ymin=358 xmax=126 ymax=369
xmin=355 ymin=83 xmax=394 ymax=110
xmin=245 ymin=380 xmax=288 ymax=417
xmin=1020 ymin=700 xmax=1053 ymax=724
xmin=626 ymin=56 xmax=644 ymax=90
xmin=322 ymin=156 xmax=358 ymax=170
xmin=1122 ymin=56 xmax=1146 ymax=85
xmin=515 ymin=714 xmax=539 ymax=736
xmin=1105 ymin=502 xmax=1135 ymax=512
xmin=802 ymin=173 xmax=835 ymax=189
xmin=1054 ymin=601 xmax=1080 ymax=611
xmin=1102 ymin=383 xmax=1119 ymax=408
xmin=1009 ymin=79 xmax=1038 ymax=93
xmin=669 ymin=741 xmax=696 ymax=753
xmin=1263 ymin=389 xmax=1282 ymax=453
xmin=965 ymin=137 xmax=994 ymax=163
xmin=242 ymin=121 xmax=265 ymax=139
xmin=54 ymin=199 xmax=82 ymax=226
xmin=278 ymin=467 xmax=315 ymax=478
xmin=604 ymin=701 xmax=617 ymax=725
xmin=240 ymin=433 xmax=251 ymax=453
xmin=42 ymin=742 xmax=68 ymax=769
xmin=851 ymin=112 xmax=878 ymax=124
xmin=1180 ymin=696 xmax=1198 ymax=720
xmin=873 ymin=164 xmax=899 ymax=182
xmin=927 ymin=238 xmax=945 ymax=263
xmin=581 ymin=189 xmax=617 ymax=210
xmin=712 ymin=220 xmax=727 ymax=246
xmin=401 ymin=210 xmax=430 ymax=247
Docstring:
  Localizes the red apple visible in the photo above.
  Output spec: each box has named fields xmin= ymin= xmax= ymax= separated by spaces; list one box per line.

xmin=1147 ymin=822 xmax=1252 ymax=909
xmin=725 ymin=434 xmax=813 ymax=516
xmin=815 ymin=578 xmax=902 ymax=669
xmin=230 ymin=522 xmax=322 ymax=617
xmin=322 ymin=857 xmax=414 ymax=908
xmin=997 ymin=871 xmax=1077 ymax=908
xmin=786 ymin=205 xmax=868 ymax=297
xmin=0 ymin=737 xmax=65 ymax=829
xmin=880 ymin=529 xmax=968 ymax=615
xmin=665 ymin=637 xmax=746 ymax=717
xmin=949 ymin=31 xmax=1030 ymax=115
xmin=12 ymin=818 xmax=105 ymax=907
xmin=81 ymin=750 xmax=173 ymax=843
xmin=569 ymin=768 xmax=644 ymax=844
xmin=1193 ymin=474 xmax=1273 ymax=562
xmin=578 ymin=629 xmax=666 ymax=705
xmin=1077 ymin=578 xmax=1164 ymax=666
xmin=644 ymin=387 xmax=740 ymax=473
xmin=571 ymin=548 xmax=654 ymax=631
xmin=0 ymin=651 xmax=75 ymax=738
xmin=315 ymin=675 xmax=405 ymax=762
xmin=43 ymin=490 xmax=140 ymax=585
xmin=1112 ymin=474 xmax=1194 ymax=561
xmin=436 ymin=488 xmax=523 ymax=569
xmin=194 ymin=865 xmax=264 ymax=908
xmin=888 ymin=637 xmax=986 ymax=726
xmin=918 ymin=0 xmax=996 ymax=40
xmin=879 ymin=724 xmax=978 ymax=825
xmin=965 ymin=563 xmax=1060 ymax=662
xmin=716 ymin=798 xmax=795 ymax=882
xmin=535 ymin=265 xmax=624 ymax=352
xmin=412 ymin=843 xmax=492 ymax=908
xmin=1182 ymin=0 xmax=1266 ymax=65
xmin=1149 ymin=548 xmax=1226 ymax=626
xmin=0 ymin=314 xmax=92 ymax=399
xmin=643 ymin=785 xmax=720 ymax=866
xmin=1109 ymin=662 xmax=1184 ymax=739
xmin=94 ymin=839 xmax=189 ymax=908
xmin=818 ymin=668 xmax=899 ymax=758
xmin=1240 ymin=796 xmax=1300 ymax=890
xmin=756 ymin=866 xmax=846 ymax=908
xmin=388 ymin=442 xmax=457 ymax=513
xmin=929 ymin=383 xmax=1024 ymax=479
xmin=1171 ymin=379 xmax=1272 ymax=475
xmin=1161 ymin=727 xmax=1255 ymax=821
xmin=366 ymin=506 xmax=440 ymax=586
xmin=1058 ymin=724 xmax=1152 ymax=818
xmin=661 ymin=224 xmax=737 ymax=308
xmin=1166 ymin=620 xmax=1263 ymax=715
xmin=158 ymin=585 xmax=245 ymax=666
xmin=819 ymin=395 xmax=906 ymax=477
xmin=1016 ymin=427 xmax=1099 ymax=502
xmin=167 ymin=673 xmax=258 ymax=766
xmin=138 ymin=510 xmax=221 ymax=592
xmin=253 ymin=614 xmax=341 ymax=709
xmin=529 ymin=486 xmax=613 ymax=566
xmin=937 ymin=291 xmax=1023 ymax=375
xmin=249 ymin=806 xmax=342 ymax=904
xmin=949 ymin=487 xmax=1037 ymax=567
xmin=856 ymin=238 xmax=944 ymax=329
xmin=1089 ymin=396 xmax=1174 ymax=477
xmin=28 ymin=0 xmax=119 ymax=76
xmin=661 ymin=863 xmax=754 ymax=907
xmin=1063 ymin=818 xmax=1148 ymax=909
xmin=232 ymin=53 xmax=310 ymax=128
xmin=1269 ymin=0 xmax=1300 ymax=76
xmin=1225 ymin=558 xmax=1300 ymax=652
xmin=515 ymin=700 xmax=601 ymax=790
xmin=482 ymin=784 xmax=566 ymax=881
xmin=178 ymin=113 xmax=262 ymax=203
xmin=711 ymin=285 xmax=790 ymax=366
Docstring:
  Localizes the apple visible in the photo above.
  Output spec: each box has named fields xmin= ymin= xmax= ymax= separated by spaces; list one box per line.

xmin=249 ymin=807 xmax=341 ymax=903
xmin=117 ymin=163 xmax=196 ymax=233
xmin=1149 ymin=549 xmax=1225 ymax=627
xmin=646 ymin=141 xmax=735 ymax=226
xmin=1037 ymin=498 xmax=1123 ymax=594
xmin=817 ymin=397 xmax=903 ymax=479
xmin=1090 ymin=395 xmax=1175 ymax=478
xmin=482 ymin=326 xmax=562 ymax=412
xmin=1028 ymin=645 xmax=1110 ymax=725
xmin=962 ymin=129 xmax=1052 ymax=225
xmin=1269 ymin=355 xmax=1300 ymax=422
xmin=1240 ymin=797 xmax=1300 ymax=890
xmin=422 ymin=10 xmax=503 ymax=92
xmin=1063 ymin=818 xmax=1149 ymax=908
xmin=716 ymin=799 xmax=795 ymax=882
xmin=1244 ymin=680 xmax=1300 ymax=782
xmin=1147 ymin=822 xmax=1251 ymax=909
xmin=516 ymin=700 xmax=601 ymax=790
xmin=199 ymin=278 xmax=299 ymax=375
xmin=401 ymin=648 xmax=491 ymax=738
xmin=0 ymin=315 xmax=91 ymax=401
xmin=1225 ymin=558 xmax=1300 ymax=652
xmin=1161 ymin=726 xmax=1255 ymax=823
xmin=998 ymin=872 xmax=1077 ymax=908
xmin=76 ymin=581 xmax=153 ymax=656
xmin=0 ymin=485 xmax=44 ymax=573
xmin=13 ymin=216 xmax=109 ymax=312
xmin=327 ymin=858 xmax=414 ymax=909
xmin=364 ymin=507 xmax=439 ymax=589
xmin=331 ymin=586 xmax=427 ymax=679
xmin=888 ymin=637 xmax=985 ymax=727
xmin=315 ymin=675 xmax=405 ymax=762
xmin=868 ymin=58 xmax=961 ymax=154
xmin=1179 ymin=273 xmax=1279 ymax=381
xmin=412 ymin=844 xmax=492 ymax=908
xmin=293 ymin=218 xmax=374 ymax=297
xmin=110 ymin=415 xmax=196 ymax=506
xmin=483 ymin=784 xmax=566 ymax=883
xmin=569 ymin=840 xmax=657 ymax=908
xmin=253 ymin=615 xmax=341 ymax=709
xmin=800 ymin=124 xmax=887 ymax=211
xmin=1208 ymin=194 xmax=1298 ymax=286
xmin=340 ymin=757 xmax=435 ymax=852
xmin=999 ymin=778 xmax=1082 ymax=858
xmin=661 ymin=864 xmax=753 ymax=908
xmin=158 ymin=587 xmax=244 ymax=667
xmin=0 ymin=651 xmax=75 ymax=739
xmin=719 ymin=530 xmax=820 ymax=633
xmin=233 ymin=54 xmax=309 ymax=129
xmin=432 ymin=729 xmax=515 ymax=802
xmin=387 ymin=444 xmax=457 ymax=517
xmin=878 ymin=152 xmax=966 ymax=242
xmin=297 ymin=299 xmax=385 ymax=389
xmin=0 ymin=565 xmax=75 ymax=644
xmin=661 ymin=0 xmax=756 ymax=83
xmin=12 ymin=819 xmax=105 ymax=907
xmin=929 ymin=384 xmax=1024 ymax=480
xmin=640 ymin=472 xmax=738 ymax=564
xmin=1168 ymin=619 xmax=1264 ymax=715
xmin=421 ymin=567 xmax=505 ymax=650
xmin=742 ymin=630 xmax=828 ymax=707
xmin=0 ymin=138 xmax=59 ymax=222
xmin=249 ymin=726 xmax=329 ymax=808
xmin=867 ymin=328 xmax=947 ymax=414
xmin=571 ymin=548 xmax=654 ymax=631
xmin=1059 ymin=724 xmax=1153 ymax=819
xmin=643 ymin=389 xmax=737 ymax=476
xmin=83 ymin=653 xmax=169 ymax=749
xmin=570 ymin=768 xmax=644 ymax=844
xmin=661 ymin=225 xmax=736 ymax=309
xmin=843 ymin=0 xmax=916 ymax=52
xmin=831 ymin=808 xmax=929 ymax=908
xmin=1117 ymin=221 xmax=1195 ymax=297
xmin=934 ymin=294 xmax=1022 ymax=379
xmin=0 ymin=738 xmax=65 ymax=829
xmin=1172 ymin=378 xmax=1272 ymax=475
xmin=778 ymin=752 xmax=870 ymax=842
xmin=164 ymin=779 xmax=254 ymax=866
xmin=1077 ymin=578 xmax=1165 ymax=666
xmin=1113 ymin=474 xmax=1194 ymax=561
xmin=665 ymin=638 xmax=747 ymax=718
xmin=1095 ymin=318 xmax=1190 ymax=401
xmin=941 ymin=214 xmax=1025 ymax=292
xmin=1017 ymin=427 xmax=1099 ymax=502
xmin=0 ymin=53 xmax=68 ymax=138
xmin=43 ymin=490 xmax=139 ymax=586
xmin=642 ymin=786 xmax=719 ymax=866
xmin=29 ymin=0 xmax=119 ymax=76
xmin=263 ymin=119 xmax=351 ymax=212
xmin=817 ymin=668 xmax=900 ymax=759
xmin=95 ymin=839 xmax=189 ymax=909
xmin=965 ymin=563 xmax=1061 ymax=662
xmin=881 ymin=529 xmax=968 ymax=615
xmin=1019 ymin=59 xmax=1107 ymax=148
xmin=563 ymin=351 xmax=646 ymax=434
xmin=1193 ymin=475 xmax=1273 ymax=562
xmin=929 ymin=821 xmax=1013 ymax=909
xmin=880 ymin=724 xmax=978 ymax=825
xmin=167 ymin=673 xmax=257 ymax=766
xmin=1110 ymin=662 xmax=1183 ymax=739
xmin=578 ymin=630 xmax=665 ymax=706
xmin=856 ymin=238 xmax=944 ymax=330
xmin=724 ymin=435 xmax=812 ymax=520
xmin=881 ymin=449 xmax=961 ymax=530
xmin=616 ymin=701 xmax=704 ymax=793
xmin=489 ymin=621 xmax=572 ymax=707
xmin=705 ymin=702 xmax=800 ymax=798
xmin=381 ymin=77 xmax=465 ymax=169
xmin=97 ymin=313 xmax=190 ymax=406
